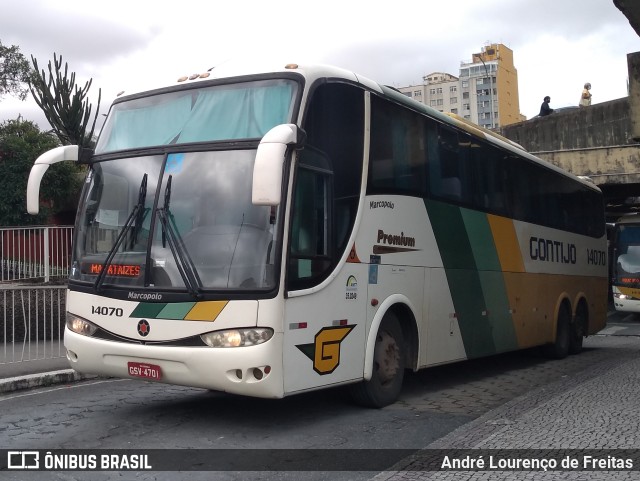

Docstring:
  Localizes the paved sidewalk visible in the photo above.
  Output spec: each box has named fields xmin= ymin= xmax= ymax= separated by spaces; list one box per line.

xmin=0 ymin=353 xmax=89 ymax=393
xmin=374 ymin=335 xmax=640 ymax=480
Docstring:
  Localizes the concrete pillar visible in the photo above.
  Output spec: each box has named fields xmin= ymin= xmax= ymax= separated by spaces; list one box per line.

xmin=628 ymin=52 xmax=640 ymax=142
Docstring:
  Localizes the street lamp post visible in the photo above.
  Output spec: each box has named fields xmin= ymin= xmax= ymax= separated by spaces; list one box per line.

xmin=475 ymin=55 xmax=494 ymax=129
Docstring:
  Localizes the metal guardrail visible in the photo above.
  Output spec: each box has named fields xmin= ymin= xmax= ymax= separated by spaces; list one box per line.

xmin=0 ymin=226 xmax=73 ymax=283
xmin=0 ymin=284 xmax=67 ymax=365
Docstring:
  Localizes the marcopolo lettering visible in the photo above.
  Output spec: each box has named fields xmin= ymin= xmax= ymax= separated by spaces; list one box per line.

xmin=529 ymin=236 xmax=577 ymax=264
xmin=127 ymin=292 xmax=163 ymax=301
xmin=369 ymin=200 xmax=395 ymax=209
xmin=377 ymin=229 xmax=415 ymax=247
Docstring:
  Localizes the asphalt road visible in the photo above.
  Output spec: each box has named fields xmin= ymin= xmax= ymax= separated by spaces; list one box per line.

xmin=1 ymin=334 xmax=638 ymax=481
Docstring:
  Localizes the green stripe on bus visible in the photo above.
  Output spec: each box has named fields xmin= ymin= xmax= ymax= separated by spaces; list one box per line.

xmin=130 ymin=303 xmax=166 ymax=318
xmin=460 ymin=209 xmax=501 ymax=271
xmin=156 ymin=302 xmax=197 ymax=320
xmin=425 ymin=200 xmax=494 ymax=357
xmin=461 ymin=209 xmax=518 ymax=352
xmin=426 ymin=201 xmax=518 ymax=357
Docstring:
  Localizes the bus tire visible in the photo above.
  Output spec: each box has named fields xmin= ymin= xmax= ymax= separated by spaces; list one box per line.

xmin=544 ymin=303 xmax=570 ymax=359
xmin=569 ymin=302 xmax=587 ymax=355
xmin=349 ymin=312 xmax=405 ymax=408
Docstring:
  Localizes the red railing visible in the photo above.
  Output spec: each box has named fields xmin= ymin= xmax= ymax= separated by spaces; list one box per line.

xmin=0 ymin=226 xmax=73 ymax=282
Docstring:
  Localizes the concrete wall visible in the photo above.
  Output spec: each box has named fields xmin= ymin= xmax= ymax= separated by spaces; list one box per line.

xmin=499 ymin=51 xmax=640 ymax=189
xmin=628 ymin=52 xmax=640 ymax=141
xmin=501 ymin=98 xmax=633 ymax=152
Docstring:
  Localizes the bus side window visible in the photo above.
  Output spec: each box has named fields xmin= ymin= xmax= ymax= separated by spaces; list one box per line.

xmin=430 ymin=124 xmax=467 ymax=203
xmin=288 ymin=149 xmax=333 ymax=286
xmin=368 ymin=95 xmax=426 ymax=196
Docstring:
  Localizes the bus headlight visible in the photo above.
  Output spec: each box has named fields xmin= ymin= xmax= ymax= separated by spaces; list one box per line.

xmin=66 ymin=313 xmax=98 ymax=336
xmin=200 ymin=328 xmax=273 ymax=348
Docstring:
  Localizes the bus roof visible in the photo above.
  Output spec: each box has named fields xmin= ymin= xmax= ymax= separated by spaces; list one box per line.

xmin=112 ymin=60 xmax=600 ymax=194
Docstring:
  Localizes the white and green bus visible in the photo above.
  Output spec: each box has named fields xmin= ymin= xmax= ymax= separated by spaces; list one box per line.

xmin=27 ymin=62 xmax=608 ymax=407
xmin=611 ymin=214 xmax=640 ymax=312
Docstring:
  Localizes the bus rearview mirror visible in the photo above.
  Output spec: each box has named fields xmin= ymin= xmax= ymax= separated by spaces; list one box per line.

xmin=252 ymin=124 xmax=304 ymax=206
xmin=27 ymin=145 xmax=79 ymax=214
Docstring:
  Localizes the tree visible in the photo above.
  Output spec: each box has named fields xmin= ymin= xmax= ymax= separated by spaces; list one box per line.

xmin=0 ymin=41 xmax=31 ymax=101
xmin=0 ymin=118 xmax=84 ymax=226
xmin=29 ymin=53 xmax=101 ymax=148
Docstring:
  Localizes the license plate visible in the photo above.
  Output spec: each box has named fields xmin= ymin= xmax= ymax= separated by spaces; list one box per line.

xmin=127 ymin=362 xmax=162 ymax=380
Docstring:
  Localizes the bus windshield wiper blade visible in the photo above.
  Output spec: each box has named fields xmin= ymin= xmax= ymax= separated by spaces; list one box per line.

xmin=156 ymin=176 xmax=203 ymax=299
xmin=94 ymin=173 xmax=148 ymax=292
xmin=130 ymin=174 xmax=149 ymax=249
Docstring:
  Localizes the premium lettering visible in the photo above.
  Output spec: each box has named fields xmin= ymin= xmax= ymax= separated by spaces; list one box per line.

xmin=377 ymin=229 xmax=415 ymax=247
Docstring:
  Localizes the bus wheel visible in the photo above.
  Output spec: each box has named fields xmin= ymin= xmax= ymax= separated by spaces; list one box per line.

xmin=349 ymin=313 xmax=405 ymax=408
xmin=569 ymin=303 xmax=587 ymax=355
xmin=544 ymin=303 xmax=570 ymax=359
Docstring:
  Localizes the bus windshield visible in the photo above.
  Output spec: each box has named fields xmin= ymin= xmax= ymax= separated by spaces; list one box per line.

xmin=614 ymin=223 xmax=640 ymax=286
xmin=72 ymin=149 xmax=279 ymax=293
xmin=95 ymin=79 xmax=298 ymax=153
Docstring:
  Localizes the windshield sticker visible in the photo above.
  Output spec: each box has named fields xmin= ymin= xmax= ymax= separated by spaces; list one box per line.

xmin=369 ymin=264 xmax=378 ymax=284
xmin=345 ymin=276 xmax=358 ymax=300
xmin=95 ymin=209 xmax=119 ymax=226
xmin=347 ymin=245 xmax=361 ymax=263
xmin=165 ymin=153 xmax=184 ymax=174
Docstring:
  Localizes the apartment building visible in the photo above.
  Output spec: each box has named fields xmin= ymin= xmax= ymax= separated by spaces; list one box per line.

xmin=399 ymin=43 xmax=523 ymax=128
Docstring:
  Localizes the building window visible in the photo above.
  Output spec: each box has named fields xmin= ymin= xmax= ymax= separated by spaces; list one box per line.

xmin=450 ymin=97 xmax=457 ymax=104
xmin=463 ymin=103 xmax=470 ymax=110
xmin=430 ymin=100 xmax=437 ymax=107
xmin=414 ymin=90 xmax=422 ymax=97
xmin=450 ymin=86 xmax=457 ymax=92
xmin=437 ymin=99 xmax=444 ymax=106
xmin=462 ymin=81 xmax=469 ymax=88
xmin=430 ymin=88 xmax=436 ymax=95
xmin=451 ymin=108 xmax=458 ymax=114
xmin=463 ymin=92 xmax=469 ymax=99
xmin=436 ymin=87 xmax=443 ymax=94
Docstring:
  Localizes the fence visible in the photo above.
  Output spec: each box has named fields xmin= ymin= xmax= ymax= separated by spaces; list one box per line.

xmin=0 ymin=226 xmax=73 ymax=283
xmin=1 ymin=285 xmax=67 ymax=365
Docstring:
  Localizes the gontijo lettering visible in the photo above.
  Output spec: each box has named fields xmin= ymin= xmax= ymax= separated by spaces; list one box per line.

xmin=529 ymin=236 xmax=576 ymax=264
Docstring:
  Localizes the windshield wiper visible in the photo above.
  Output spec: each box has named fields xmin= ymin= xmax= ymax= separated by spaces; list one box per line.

xmin=94 ymin=173 xmax=148 ymax=292
xmin=130 ymin=175 xmax=149 ymax=249
xmin=156 ymin=175 xmax=203 ymax=299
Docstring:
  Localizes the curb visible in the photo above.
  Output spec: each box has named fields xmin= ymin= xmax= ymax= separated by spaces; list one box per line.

xmin=0 ymin=369 xmax=97 ymax=394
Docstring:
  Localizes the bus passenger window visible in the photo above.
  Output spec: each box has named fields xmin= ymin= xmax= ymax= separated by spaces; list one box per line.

xmin=288 ymin=149 xmax=333 ymax=288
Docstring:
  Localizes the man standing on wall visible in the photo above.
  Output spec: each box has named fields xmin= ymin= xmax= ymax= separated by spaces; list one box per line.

xmin=539 ymin=96 xmax=554 ymax=116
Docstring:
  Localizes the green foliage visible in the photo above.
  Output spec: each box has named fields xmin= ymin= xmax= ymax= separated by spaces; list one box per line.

xmin=0 ymin=118 xmax=84 ymax=226
xmin=29 ymin=53 xmax=101 ymax=148
xmin=0 ymin=41 xmax=31 ymax=101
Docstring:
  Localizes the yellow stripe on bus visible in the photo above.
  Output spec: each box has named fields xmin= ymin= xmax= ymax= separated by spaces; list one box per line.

xmin=184 ymin=301 xmax=229 ymax=321
xmin=487 ymin=214 xmax=525 ymax=273
xmin=617 ymin=286 xmax=640 ymax=299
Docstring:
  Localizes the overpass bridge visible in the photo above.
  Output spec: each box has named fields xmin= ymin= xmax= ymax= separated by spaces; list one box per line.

xmin=500 ymin=52 xmax=640 ymax=221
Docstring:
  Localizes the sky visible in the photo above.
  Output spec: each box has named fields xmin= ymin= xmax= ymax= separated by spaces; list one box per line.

xmin=1 ymin=0 xmax=639 ymax=130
